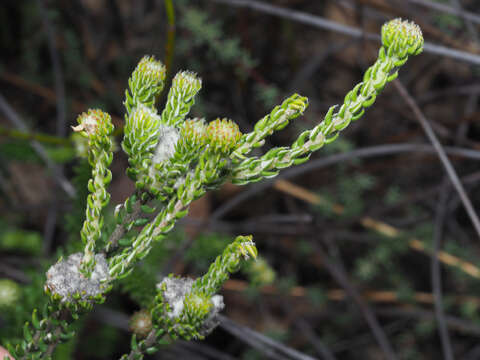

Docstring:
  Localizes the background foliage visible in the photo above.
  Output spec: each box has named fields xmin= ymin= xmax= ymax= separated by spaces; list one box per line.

xmin=1 ymin=0 xmax=480 ymax=359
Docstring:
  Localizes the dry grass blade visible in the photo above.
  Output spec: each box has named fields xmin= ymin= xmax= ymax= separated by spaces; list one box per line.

xmin=273 ymin=179 xmax=480 ymax=279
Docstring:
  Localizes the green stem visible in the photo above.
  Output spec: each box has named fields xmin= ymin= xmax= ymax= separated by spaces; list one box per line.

xmin=120 ymin=330 xmax=165 ymax=360
xmin=14 ymin=305 xmax=72 ymax=360
xmin=231 ymin=48 xmax=401 ymax=184
xmin=0 ymin=125 xmax=72 ymax=146
xmin=109 ymin=153 xmax=225 ymax=279
xmin=164 ymin=0 xmax=176 ymax=79
xmin=105 ymin=196 xmax=144 ymax=254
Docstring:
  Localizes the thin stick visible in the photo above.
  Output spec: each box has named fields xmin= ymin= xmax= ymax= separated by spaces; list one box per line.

xmin=210 ymin=0 xmax=480 ymax=65
xmin=0 ymin=72 xmax=84 ymax=113
xmin=448 ymin=0 xmax=479 ymax=43
xmin=212 ymin=142 xmax=480 ymax=220
xmin=315 ymin=244 xmax=398 ymax=360
xmin=273 ymin=179 xmax=480 ymax=279
xmin=0 ymin=94 xmax=76 ymax=198
xmin=224 ymin=278 xmax=480 ymax=306
xmin=393 ymin=79 xmax=480 ymax=239
xmin=431 ymin=181 xmax=454 ymax=360
xmin=124 ymin=330 xmax=159 ymax=360
xmin=295 ymin=318 xmax=337 ymax=360
xmin=0 ymin=72 xmax=124 ymax=128
xmin=407 ymin=0 xmax=480 ymax=26
xmin=36 ymin=0 xmax=67 ymax=137
xmin=378 ymin=307 xmax=480 ymax=337
xmin=218 ymin=315 xmax=317 ymax=360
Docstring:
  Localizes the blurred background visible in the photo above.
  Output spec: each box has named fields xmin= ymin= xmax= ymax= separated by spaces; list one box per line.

xmin=2 ymin=0 xmax=480 ymax=359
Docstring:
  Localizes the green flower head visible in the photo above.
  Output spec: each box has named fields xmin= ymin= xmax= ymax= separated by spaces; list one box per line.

xmin=172 ymin=71 xmax=202 ymax=98
xmin=183 ymin=292 xmax=213 ymax=322
xmin=124 ymin=55 xmax=166 ymax=114
xmin=125 ymin=104 xmax=162 ymax=147
xmin=161 ymin=71 xmax=202 ymax=127
xmin=205 ymin=118 xmax=242 ymax=153
xmin=381 ymin=18 xmax=424 ymax=58
xmin=133 ymin=55 xmax=166 ymax=91
xmin=73 ymin=109 xmax=114 ymax=139
xmin=180 ymin=118 xmax=207 ymax=148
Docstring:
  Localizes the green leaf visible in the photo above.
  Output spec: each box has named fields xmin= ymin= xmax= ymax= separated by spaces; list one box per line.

xmin=145 ymin=347 xmax=158 ymax=355
xmin=23 ymin=322 xmax=32 ymax=342
xmin=130 ymin=334 xmax=138 ymax=350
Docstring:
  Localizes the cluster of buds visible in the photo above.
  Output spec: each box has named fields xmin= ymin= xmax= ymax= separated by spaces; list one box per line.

xmin=179 ymin=118 xmax=207 ymax=149
xmin=178 ymin=117 xmax=242 ymax=154
xmin=205 ymin=118 xmax=242 ymax=153
xmin=125 ymin=55 xmax=166 ymax=114
xmin=151 ymin=236 xmax=257 ymax=340
xmin=161 ymin=71 xmax=202 ymax=127
xmin=153 ymin=276 xmax=225 ymax=340
xmin=123 ymin=104 xmax=162 ymax=181
xmin=73 ymin=109 xmax=113 ymax=140
xmin=381 ymin=18 xmax=423 ymax=64
xmin=230 ymin=18 xmax=425 ymax=185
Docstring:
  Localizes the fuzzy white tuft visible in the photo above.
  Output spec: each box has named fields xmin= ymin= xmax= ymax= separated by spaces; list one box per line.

xmin=152 ymin=125 xmax=179 ymax=164
xmin=45 ymin=252 xmax=109 ymax=303
xmin=156 ymin=276 xmax=225 ymax=336
xmin=157 ymin=277 xmax=194 ymax=319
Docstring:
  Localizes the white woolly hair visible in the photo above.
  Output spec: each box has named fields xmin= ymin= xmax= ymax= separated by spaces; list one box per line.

xmin=156 ymin=276 xmax=225 ymax=336
xmin=199 ymin=294 xmax=224 ymax=336
xmin=152 ymin=125 xmax=179 ymax=164
xmin=45 ymin=252 xmax=109 ymax=303
xmin=157 ymin=277 xmax=194 ymax=319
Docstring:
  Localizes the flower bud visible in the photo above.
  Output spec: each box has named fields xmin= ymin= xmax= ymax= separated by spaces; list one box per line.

xmin=183 ymin=292 xmax=224 ymax=337
xmin=172 ymin=71 xmax=202 ymax=100
xmin=180 ymin=118 xmax=207 ymax=148
xmin=73 ymin=109 xmax=113 ymax=138
xmin=381 ymin=18 xmax=424 ymax=58
xmin=124 ymin=104 xmax=162 ymax=155
xmin=129 ymin=309 xmax=153 ymax=338
xmin=161 ymin=71 xmax=203 ymax=127
xmin=125 ymin=55 xmax=166 ymax=114
xmin=205 ymin=118 xmax=242 ymax=153
xmin=183 ymin=292 xmax=213 ymax=321
xmin=133 ymin=56 xmax=166 ymax=90
xmin=237 ymin=235 xmax=257 ymax=260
